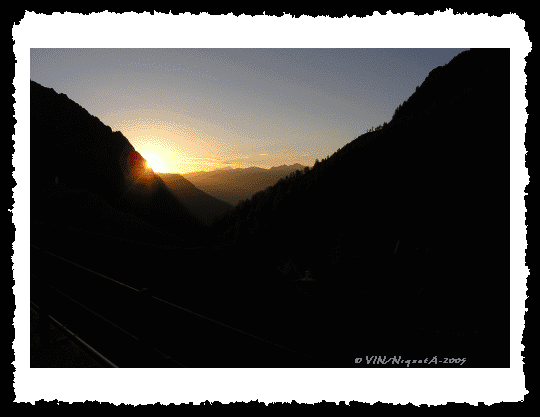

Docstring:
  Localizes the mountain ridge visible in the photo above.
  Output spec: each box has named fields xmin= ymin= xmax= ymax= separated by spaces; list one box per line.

xmin=212 ymin=48 xmax=510 ymax=356
xmin=30 ymin=80 xmax=207 ymax=245
xmin=183 ymin=163 xmax=308 ymax=205
xmin=157 ymin=173 xmax=233 ymax=225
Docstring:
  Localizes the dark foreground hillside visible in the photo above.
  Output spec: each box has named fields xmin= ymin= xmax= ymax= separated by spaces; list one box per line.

xmin=212 ymin=48 xmax=510 ymax=366
xmin=30 ymin=80 xmax=207 ymax=246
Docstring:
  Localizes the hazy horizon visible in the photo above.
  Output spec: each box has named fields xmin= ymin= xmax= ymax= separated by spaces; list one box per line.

xmin=178 ymin=161 xmax=307 ymax=175
xmin=30 ymin=48 xmax=468 ymax=174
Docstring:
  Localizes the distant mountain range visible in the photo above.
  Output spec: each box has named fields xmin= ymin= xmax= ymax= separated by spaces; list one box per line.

xmin=182 ymin=163 xmax=307 ymax=206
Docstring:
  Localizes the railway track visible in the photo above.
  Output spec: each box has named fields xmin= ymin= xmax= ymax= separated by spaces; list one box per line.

xmin=30 ymin=244 xmax=326 ymax=367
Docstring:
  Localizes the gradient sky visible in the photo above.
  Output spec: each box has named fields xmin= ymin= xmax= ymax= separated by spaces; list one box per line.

xmin=31 ymin=48 xmax=468 ymax=174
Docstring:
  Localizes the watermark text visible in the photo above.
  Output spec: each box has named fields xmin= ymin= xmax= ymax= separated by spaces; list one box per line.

xmin=354 ymin=356 xmax=466 ymax=366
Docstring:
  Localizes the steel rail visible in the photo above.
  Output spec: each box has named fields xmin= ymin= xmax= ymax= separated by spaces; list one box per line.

xmin=31 ymin=301 xmax=118 ymax=368
xmin=31 ymin=244 xmax=325 ymax=366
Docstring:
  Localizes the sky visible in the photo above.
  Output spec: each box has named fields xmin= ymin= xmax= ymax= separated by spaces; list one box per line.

xmin=30 ymin=48 xmax=468 ymax=174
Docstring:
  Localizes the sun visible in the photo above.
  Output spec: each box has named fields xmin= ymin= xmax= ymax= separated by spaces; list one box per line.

xmin=144 ymin=153 xmax=166 ymax=173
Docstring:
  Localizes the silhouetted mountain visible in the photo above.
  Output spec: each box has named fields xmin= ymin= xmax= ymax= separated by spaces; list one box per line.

xmin=183 ymin=163 xmax=308 ymax=205
xmin=212 ymin=49 xmax=510 ymax=361
xmin=157 ymin=173 xmax=233 ymax=225
xmin=30 ymin=80 xmax=206 ymax=246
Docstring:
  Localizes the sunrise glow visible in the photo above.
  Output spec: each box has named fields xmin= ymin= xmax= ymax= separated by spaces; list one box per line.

xmin=143 ymin=153 xmax=166 ymax=173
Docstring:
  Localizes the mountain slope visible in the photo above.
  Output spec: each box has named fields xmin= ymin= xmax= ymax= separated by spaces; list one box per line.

xmin=183 ymin=163 xmax=307 ymax=206
xmin=212 ymin=48 xmax=510 ymax=360
xmin=157 ymin=173 xmax=233 ymax=225
xmin=30 ymin=80 xmax=206 ymax=245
